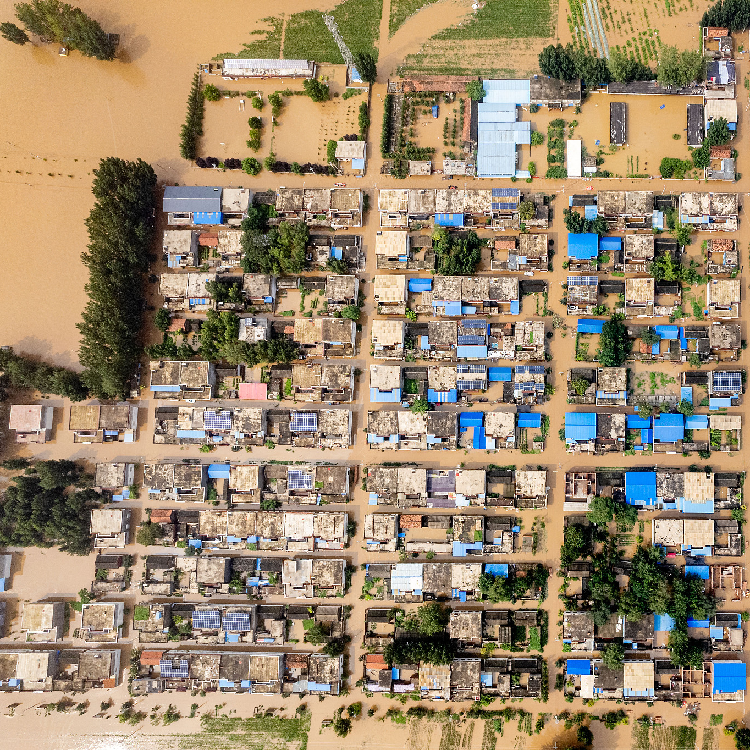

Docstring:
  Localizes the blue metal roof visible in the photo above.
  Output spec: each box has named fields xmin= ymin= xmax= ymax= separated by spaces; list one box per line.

xmin=163 ymin=186 xmax=221 ymax=213
xmin=627 ymin=414 xmax=652 ymax=429
xmin=568 ymin=234 xmax=599 ymax=259
xmin=685 ymin=415 xmax=709 ymax=429
xmin=488 ymin=367 xmax=512 ymax=382
xmin=460 ymin=412 xmax=484 ymax=427
xmin=482 ymin=79 xmax=531 ymax=104
xmin=371 ymin=387 xmax=401 ymax=403
xmin=427 ymin=388 xmax=457 ymax=403
xmin=625 ymin=471 xmax=657 ymax=506
xmin=565 ymin=412 xmax=596 ymax=442
xmin=457 ymin=345 xmax=488 ymax=359
xmin=444 ymin=300 xmax=462 ymax=316
xmin=434 ymin=213 xmax=465 ymax=227
xmin=653 ymin=325 xmax=679 ymax=339
xmin=517 ymin=413 xmax=542 ymax=428
xmin=409 ymin=277 xmax=432 ymax=293
xmin=194 ymin=211 xmax=223 ymax=224
xmin=685 ymin=565 xmax=710 ymax=580
xmin=710 ymin=397 xmax=732 ymax=409
xmin=681 ymin=386 xmax=693 ymax=404
xmin=584 ymin=204 xmax=598 ymax=219
xmin=577 ymin=318 xmax=605 ymax=334
xmin=566 ymin=659 xmax=591 ymax=676
xmin=653 ymin=413 xmax=684 ymax=442
xmin=207 ymin=464 xmax=230 ymax=479
xmin=599 ymin=236 xmax=621 ymax=252
xmin=713 ymin=662 xmax=746 ymax=694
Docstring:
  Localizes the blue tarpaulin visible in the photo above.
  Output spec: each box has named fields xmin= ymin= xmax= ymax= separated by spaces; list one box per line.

xmin=176 ymin=429 xmax=207 ymax=439
xmin=409 ymin=277 xmax=432 ymax=292
xmin=627 ymin=415 xmax=651 ymax=429
xmin=577 ymin=319 xmax=605 ymax=334
xmin=654 ymin=325 xmax=679 ymax=339
xmin=510 ymin=300 xmax=520 ymax=315
xmin=566 ymin=660 xmax=591 ymax=676
xmin=685 ymin=415 xmax=709 ymax=429
xmin=444 ymin=300 xmax=462 ymax=316
xmin=685 ymin=565 xmax=710 ymax=579
xmin=434 ymin=213 xmax=465 ymax=227
xmin=194 ymin=211 xmax=223 ymax=224
xmin=567 ymin=234 xmax=599 ymax=259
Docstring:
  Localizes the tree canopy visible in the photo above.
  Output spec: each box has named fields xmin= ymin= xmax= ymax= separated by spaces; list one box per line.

xmin=353 ymin=51 xmax=377 ymax=84
xmin=241 ymin=214 xmax=308 ymax=275
xmin=563 ymin=208 xmax=608 ymax=235
xmin=596 ymin=314 xmax=631 ymax=367
xmin=0 ymin=460 xmax=98 ymax=555
xmin=0 ymin=348 xmax=88 ymax=401
xmin=77 ymin=157 xmax=157 ymax=399
xmin=538 ymin=44 xmax=578 ymax=80
xmin=700 ymin=0 xmax=750 ymax=31
xmin=479 ymin=565 xmax=548 ymax=603
xmin=1 ymin=21 xmax=29 ymax=44
xmin=465 ymin=79 xmax=486 ymax=101
xmin=607 ymin=50 xmax=656 ymax=82
xmin=180 ymin=72 xmax=204 ymax=161
xmin=432 ymin=228 xmax=482 ymax=275
xmin=657 ymin=45 xmax=706 ymax=86
xmin=586 ymin=495 xmax=637 ymax=529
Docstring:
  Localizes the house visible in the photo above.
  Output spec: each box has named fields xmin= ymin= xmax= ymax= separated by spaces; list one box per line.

xmin=688 ymin=102 xmax=705 ymax=147
xmin=274 ymin=188 xmax=362 ymax=228
xmin=370 ymin=365 xmax=402 ymax=403
xmin=625 ymin=277 xmax=655 ymax=317
xmin=364 ymin=514 xmax=399 ymax=552
xmin=709 ymin=322 xmax=742 ymax=358
xmin=227 ymin=464 xmax=350 ymax=506
xmin=375 ymin=231 xmax=411 ymax=269
xmin=707 ymin=145 xmax=736 ymax=181
xmin=153 ymin=406 xmax=265 ymax=447
xmin=707 ymin=278 xmax=740 ymax=318
xmin=220 ymin=58 xmax=315 ymax=78
xmin=564 ymin=472 xmax=596 ymax=512
xmin=448 ymin=610 xmax=483 ymax=649
xmin=565 ymin=412 xmax=597 ymax=453
xmin=711 ymin=613 xmax=744 ymax=652
xmin=80 ymin=602 xmax=125 ymax=643
xmin=374 ymin=274 xmax=408 ymax=315
xmin=149 ymin=360 xmax=215 ymax=400
xmin=652 ymin=413 xmax=685 ymax=452
xmin=91 ymin=508 xmax=131 ymax=548
xmin=703 ymin=26 xmax=732 ymax=58
xmin=530 ymin=76 xmax=582 ymax=107
xmin=69 ymin=403 xmax=138 ymax=443
xmin=378 ymin=189 xmax=409 ymax=228
xmin=515 ymin=470 xmax=548 ymax=508
xmin=293 ymin=318 xmax=356 ymax=357
xmin=163 ymin=186 xmax=222 ymax=225
xmin=509 ymin=320 xmax=547 ymax=361
xmin=653 ymin=518 xmax=714 ymax=555
xmin=482 ymin=656 xmax=543 ymax=698
xmin=94 ymin=462 xmax=135 ymax=498
xmin=0 ymin=649 xmax=120 ymax=691
xmin=567 ymin=275 xmax=599 ymax=315
xmin=238 ymin=317 xmax=270 ymax=343
xmin=623 ymin=234 xmax=654 ymax=274
xmin=679 ymin=192 xmax=738 ymax=231
xmin=143 ymin=463 xmax=207 ymax=503
xmin=366 ymin=410 xmax=458 ymax=450
xmin=709 ymin=413 xmax=742 ymax=451
xmin=159 ymin=272 xmax=215 ymax=312
xmin=163 ymin=229 xmax=199 ymax=268
xmin=708 ymin=369 xmax=742 ymax=401
xmin=450 ymin=659 xmax=481 ymax=701
xmin=267 ymin=363 xmax=354 ymax=403
xmin=281 ymin=558 xmax=346 ymax=598
xmin=705 ymin=238 xmax=738 ymax=275
xmin=8 ymin=405 xmax=53 ymax=444
xmin=563 ymin=611 xmax=595 ymax=651
xmin=325 ymin=275 xmax=359 ymax=311
xmin=482 ymin=411 xmax=517 ymax=450
xmin=371 ymin=319 xmax=405 ymax=360
xmin=712 ymin=661 xmax=746 ymax=702
xmin=596 ymin=367 xmax=628 ymax=406
xmin=624 ymin=661 xmax=655 ymax=700
xmin=335 ymin=140 xmax=366 ymax=173
xmin=21 ymin=602 xmax=65 ymax=642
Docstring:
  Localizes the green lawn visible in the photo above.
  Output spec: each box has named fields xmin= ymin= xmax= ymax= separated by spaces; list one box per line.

xmin=389 ymin=0 xmax=436 ymax=36
xmin=434 ymin=0 xmax=555 ymax=39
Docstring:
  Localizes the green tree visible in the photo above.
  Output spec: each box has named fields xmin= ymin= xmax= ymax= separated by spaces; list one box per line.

xmin=640 ymin=327 xmax=660 ymax=346
xmin=432 ymin=228 xmax=482 ymax=275
xmin=408 ymin=602 xmax=450 ymax=635
xmin=560 ymin=523 xmax=588 ymax=567
xmin=657 ymin=45 xmax=706 ymax=86
xmin=465 ymin=79 xmax=486 ymax=101
xmin=241 ymin=157 xmax=261 ymax=176
xmin=608 ymin=50 xmax=655 ymax=82
xmin=601 ymin=643 xmax=624 ymax=670
xmin=0 ymin=348 xmax=88 ymax=400
xmin=77 ymin=157 xmax=157 ymax=399
xmin=596 ymin=314 xmax=631 ymax=367
xmin=136 ymin=521 xmax=164 ymax=547
xmin=705 ymin=116 xmax=732 ymax=147
xmin=154 ymin=308 xmax=171 ymax=333
xmin=538 ymin=44 xmax=577 ymax=80
xmin=303 ymin=78 xmax=330 ymax=102
xmin=735 ymin=728 xmax=750 ymax=750
xmin=1 ymin=21 xmax=29 ymax=44
xmin=340 ymin=304 xmax=361 ymax=321
xmin=530 ymin=131 xmax=544 ymax=147
xmin=570 ymin=46 xmax=611 ymax=84
xmin=410 ymin=397 xmax=431 ymax=414
xmin=203 ymin=83 xmax=221 ymax=101
xmin=353 ymin=51 xmax=377 ymax=84
xmin=179 ymin=72 xmax=204 ymax=160
xmin=676 ymin=398 xmax=694 ymax=416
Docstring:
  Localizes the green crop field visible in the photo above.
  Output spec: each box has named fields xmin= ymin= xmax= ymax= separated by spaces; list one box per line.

xmin=178 ymin=715 xmax=310 ymax=750
xmin=433 ymin=0 xmax=555 ymax=40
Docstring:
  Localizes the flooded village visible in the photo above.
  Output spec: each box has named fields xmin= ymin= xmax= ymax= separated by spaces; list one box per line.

xmin=1 ymin=0 xmax=750 ymax=749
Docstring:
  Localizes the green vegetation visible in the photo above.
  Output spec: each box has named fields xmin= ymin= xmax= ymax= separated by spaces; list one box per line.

xmin=241 ymin=206 xmax=308 ymax=274
xmin=587 ymin=495 xmax=638 ymax=528
xmin=384 ymin=636 xmax=454 ymax=665
xmin=466 ymin=79 xmax=487 ymax=101
xmin=659 ymin=157 xmax=693 ymax=179
xmin=181 ymin=714 xmax=310 ymax=750
xmin=607 ymin=50 xmax=655 ymax=82
xmin=658 ymin=45 xmax=706 ymax=86
xmin=358 ymin=102 xmax=370 ymax=139
xmin=203 ymin=83 xmax=221 ymax=102
xmin=353 ymin=51 xmax=377 ymax=83
xmin=78 ymin=158 xmax=157 ymax=399
xmin=435 ymin=0 xmax=554 ymax=40
xmin=596 ymin=314 xmax=631 ymax=367
xmin=0 ymin=21 xmax=29 ymax=44
xmin=701 ymin=0 xmax=750 ymax=30
xmin=399 ymin=602 xmax=451 ymax=634
xmin=242 ymin=157 xmax=261 ymax=176
xmin=691 ymin=116 xmax=732 ymax=169
xmin=410 ymin=396 xmax=431 ymax=414
xmin=479 ymin=565 xmax=548 ymax=603
xmin=303 ymin=78 xmax=330 ymax=102
xmin=136 ymin=521 xmax=165 ymax=547
xmin=601 ymin=643 xmax=624 ymax=670
xmin=432 ymin=227 xmax=482 ymax=275
xmin=650 ymin=251 xmax=702 ymax=281
xmin=179 ymin=72 xmax=204 ymax=160
xmin=0 ymin=347 xmax=88 ymax=401
xmin=0 ymin=460 xmax=99 ymax=555
xmin=563 ymin=207 xmax=608 ymax=235
xmin=13 ymin=0 xmax=116 ymax=59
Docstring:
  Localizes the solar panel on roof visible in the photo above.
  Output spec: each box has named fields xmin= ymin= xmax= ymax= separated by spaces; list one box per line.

xmin=290 ymin=412 xmax=318 ymax=432
xmin=712 ymin=372 xmax=741 ymax=392
xmin=457 ymin=379 xmax=485 ymax=391
xmin=222 ymin=612 xmax=252 ymax=631
xmin=567 ymin=276 xmax=598 ymax=286
xmin=192 ymin=610 xmax=222 ymax=629
xmin=288 ymin=469 xmax=314 ymax=490
xmin=460 ymin=319 xmax=487 ymax=328
xmin=492 ymin=188 xmax=520 ymax=197
xmin=494 ymin=203 xmax=518 ymax=210
xmin=458 ymin=335 xmax=485 ymax=345
xmin=457 ymin=364 xmax=486 ymax=374
xmin=204 ymin=410 xmax=232 ymax=430
xmin=160 ymin=659 xmax=189 ymax=678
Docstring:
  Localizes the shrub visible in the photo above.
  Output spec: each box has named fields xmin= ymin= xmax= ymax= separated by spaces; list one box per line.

xmin=530 ymin=131 xmax=544 ymax=146
xmin=303 ymin=78 xmax=330 ymax=102
xmin=251 ymin=96 xmax=263 ymax=110
xmin=203 ymin=84 xmax=221 ymax=101
xmin=466 ymin=79 xmax=486 ymax=101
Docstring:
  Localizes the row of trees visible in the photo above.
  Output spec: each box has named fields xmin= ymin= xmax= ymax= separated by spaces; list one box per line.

xmin=539 ymin=44 xmax=652 ymax=83
xmin=77 ymin=157 xmax=157 ymax=399
xmin=0 ymin=347 xmax=88 ymax=400
xmin=5 ymin=0 xmax=116 ymax=59
xmin=701 ymin=0 xmax=750 ymax=29
xmin=179 ymin=72 xmax=205 ymax=161
xmin=432 ymin=228 xmax=482 ymax=275
xmin=0 ymin=460 xmax=98 ymax=555
xmin=539 ymin=43 xmax=706 ymax=87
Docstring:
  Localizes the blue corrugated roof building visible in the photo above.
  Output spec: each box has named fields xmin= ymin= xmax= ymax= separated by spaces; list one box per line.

xmin=565 ymin=412 xmax=596 ymax=443
xmin=578 ymin=318 xmax=605 ymax=334
xmin=653 ymin=413 xmax=684 ymax=442
xmin=599 ymin=236 xmax=621 ymax=254
xmin=566 ymin=659 xmax=591 ymax=676
xmin=712 ymin=661 xmax=746 ymax=695
xmin=625 ymin=471 xmax=657 ymax=507
xmin=517 ymin=413 xmax=542 ymax=429
xmin=567 ymin=234 xmax=599 ymax=259
xmin=408 ymin=278 xmax=432 ymax=292
xmin=434 ymin=213 xmax=465 ymax=227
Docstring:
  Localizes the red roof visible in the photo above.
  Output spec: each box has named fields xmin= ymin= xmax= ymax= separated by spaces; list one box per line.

xmin=365 ymin=653 xmax=388 ymax=668
xmin=140 ymin=650 xmax=163 ymax=666
xmin=150 ymin=508 xmax=175 ymax=523
xmin=710 ymin=145 xmax=732 ymax=159
xmin=399 ymin=514 xmax=423 ymax=529
xmin=198 ymin=233 xmax=219 ymax=247
xmin=168 ymin=318 xmax=187 ymax=333
xmin=494 ymin=238 xmax=517 ymax=250
xmin=239 ymin=382 xmax=267 ymax=401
